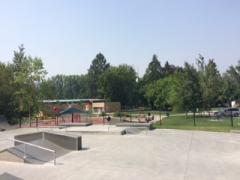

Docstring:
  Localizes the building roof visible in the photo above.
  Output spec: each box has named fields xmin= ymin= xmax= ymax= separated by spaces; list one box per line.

xmin=59 ymin=107 xmax=82 ymax=115
xmin=40 ymin=99 xmax=106 ymax=103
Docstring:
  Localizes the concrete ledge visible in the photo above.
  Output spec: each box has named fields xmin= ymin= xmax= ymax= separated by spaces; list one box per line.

xmin=15 ymin=132 xmax=42 ymax=146
xmin=63 ymin=125 xmax=127 ymax=135
xmin=61 ymin=122 xmax=92 ymax=127
xmin=44 ymin=131 xmax=81 ymax=150
xmin=68 ymin=130 xmax=126 ymax=135
xmin=116 ymin=122 xmax=153 ymax=129
xmin=14 ymin=131 xmax=82 ymax=151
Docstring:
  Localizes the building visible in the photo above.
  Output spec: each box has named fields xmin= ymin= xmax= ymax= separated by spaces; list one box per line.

xmin=91 ymin=102 xmax=121 ymax=114
xmin=231 ymin=100 xmax=240 ymax=108
xmin=40 ymin=99 xmax=121 ymax=116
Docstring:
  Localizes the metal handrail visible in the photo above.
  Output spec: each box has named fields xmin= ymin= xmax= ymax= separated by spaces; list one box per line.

xmin=0 ymin=138 xmax=56 ymax=165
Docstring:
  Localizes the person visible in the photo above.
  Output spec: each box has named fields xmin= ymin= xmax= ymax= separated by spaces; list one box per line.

xmin=145 ymin=116 xmax=148 ymax=122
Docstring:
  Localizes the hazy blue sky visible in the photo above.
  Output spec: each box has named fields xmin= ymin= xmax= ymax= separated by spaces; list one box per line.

xmin=0 ymin=0 xmax=240 ymax=77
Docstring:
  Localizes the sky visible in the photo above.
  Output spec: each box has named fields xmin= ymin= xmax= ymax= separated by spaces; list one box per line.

xmin=0 ymin=0 xmax=240 ymax=77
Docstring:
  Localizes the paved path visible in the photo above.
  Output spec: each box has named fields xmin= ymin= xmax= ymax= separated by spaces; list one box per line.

xmin=1 ymin=128 xmax=240 ymax=180
xmin=0 ymin=121 xmax=18 ymax=131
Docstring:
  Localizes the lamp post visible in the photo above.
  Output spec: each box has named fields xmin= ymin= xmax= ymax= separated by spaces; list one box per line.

xmin=159 ymin=110 xmax=162 ymax=126
xmin=230 ymin=110 xmax=233 ymax=127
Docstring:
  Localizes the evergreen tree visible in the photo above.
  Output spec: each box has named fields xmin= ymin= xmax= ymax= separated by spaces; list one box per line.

xmin=143 ymin=54 xmax=163 ymax=83
xmin=196 ymin=55 xmax=222 ymax=111
xmin=204 ymin=59 xmax=222 ymax=108
xmin=87 ymin=53 xmax=110 ymax=98
xmin=162 ymin=61 xmax=178 ymax=76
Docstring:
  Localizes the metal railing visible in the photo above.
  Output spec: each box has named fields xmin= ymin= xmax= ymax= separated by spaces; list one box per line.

xmin=0 ymin=138 xmax=56 ymax=165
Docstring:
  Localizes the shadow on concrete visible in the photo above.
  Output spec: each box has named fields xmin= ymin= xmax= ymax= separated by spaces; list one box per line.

xmin=81 ymin=147 xmax=90 ymax=151
xmin=0 ymin=172 xmax=24 ymax=180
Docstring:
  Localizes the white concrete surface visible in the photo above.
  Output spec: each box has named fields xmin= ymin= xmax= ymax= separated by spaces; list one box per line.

xmin=0 ymin=121 xmax=18 ymax=131
xmin=0 ymin=128 xmax=240 ymax=180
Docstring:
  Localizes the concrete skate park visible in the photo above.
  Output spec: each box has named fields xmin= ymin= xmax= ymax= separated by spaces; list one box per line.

xmin=1 ymin=125 xmax=240 ymax=180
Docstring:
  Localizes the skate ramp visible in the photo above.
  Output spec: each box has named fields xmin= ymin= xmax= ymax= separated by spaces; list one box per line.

xmin=0 ymin=131 xmax=82 ymax=164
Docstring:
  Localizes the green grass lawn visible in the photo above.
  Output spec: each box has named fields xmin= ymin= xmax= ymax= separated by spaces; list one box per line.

xmin=153 ymin=115 xmax=240 ymax=132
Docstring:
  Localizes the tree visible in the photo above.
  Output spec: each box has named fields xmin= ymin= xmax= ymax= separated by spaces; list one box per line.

xmin=144 ymin=83 xmax=156 ymax=109
xmin=63 ymin=75 xmax=89 ymax=99
xmin=87 ymin=53 xmax=110 ymax=98
xmin=196 ymin=55 xmax=222 ymax=111
xmin=154 ymin=77 xmax=174 ymax=111
xmin=143 ymin=54 xmax=163 ymax=83
xmin=171 ymin=63 xmax=201 ymax=125
xmin=222 ymin=61 xmax=240 ymax=105
xmin=0 ymin=62 xmax=16 ymax=122
xmin=145 ymin=77 xmax=174 ymax=110
xmin=50 ymin=75 xmax=65 ymax=99
xmin=12 ymin=44 xmax=26 ymax=72
xmin=101 ymin=65 xmax=137 ymax=106
xmin=135 ymin=78 xmax=148 ymax=106
xmin=162 ymin=61 xmax=179 ymax=77
xmin=39 ymin=79 xmax=57 ymax=99
xmin=40 ymin=74 xmax=89 ymax=99
xmin=12 ymin=45 xmax=47 ymax=124
xmin=204 ymin=59 xmax=222 ymax=108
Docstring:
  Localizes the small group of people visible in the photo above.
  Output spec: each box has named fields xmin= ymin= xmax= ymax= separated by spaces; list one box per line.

xmin=137 ymin=113 xmax=154 ymax=123
xmin=145 ymin=113 xmax=154 ymax=123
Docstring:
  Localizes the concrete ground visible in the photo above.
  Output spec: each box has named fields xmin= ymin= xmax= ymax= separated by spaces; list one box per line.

xmin=0 ymin=121 xmax=18 ymax=131
xmin=0 ymin=128 xmax=240 ymax=180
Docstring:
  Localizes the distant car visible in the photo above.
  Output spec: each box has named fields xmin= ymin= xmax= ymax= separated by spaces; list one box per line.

xmin=223 ymin=108 xmax=240 ymax=117
xmin=214 ymin=111 xmax=224 ymax=118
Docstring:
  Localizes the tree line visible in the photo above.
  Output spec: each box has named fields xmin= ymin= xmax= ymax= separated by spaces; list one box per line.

xmin=0 ymin=45 xmax=240 ymax=123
